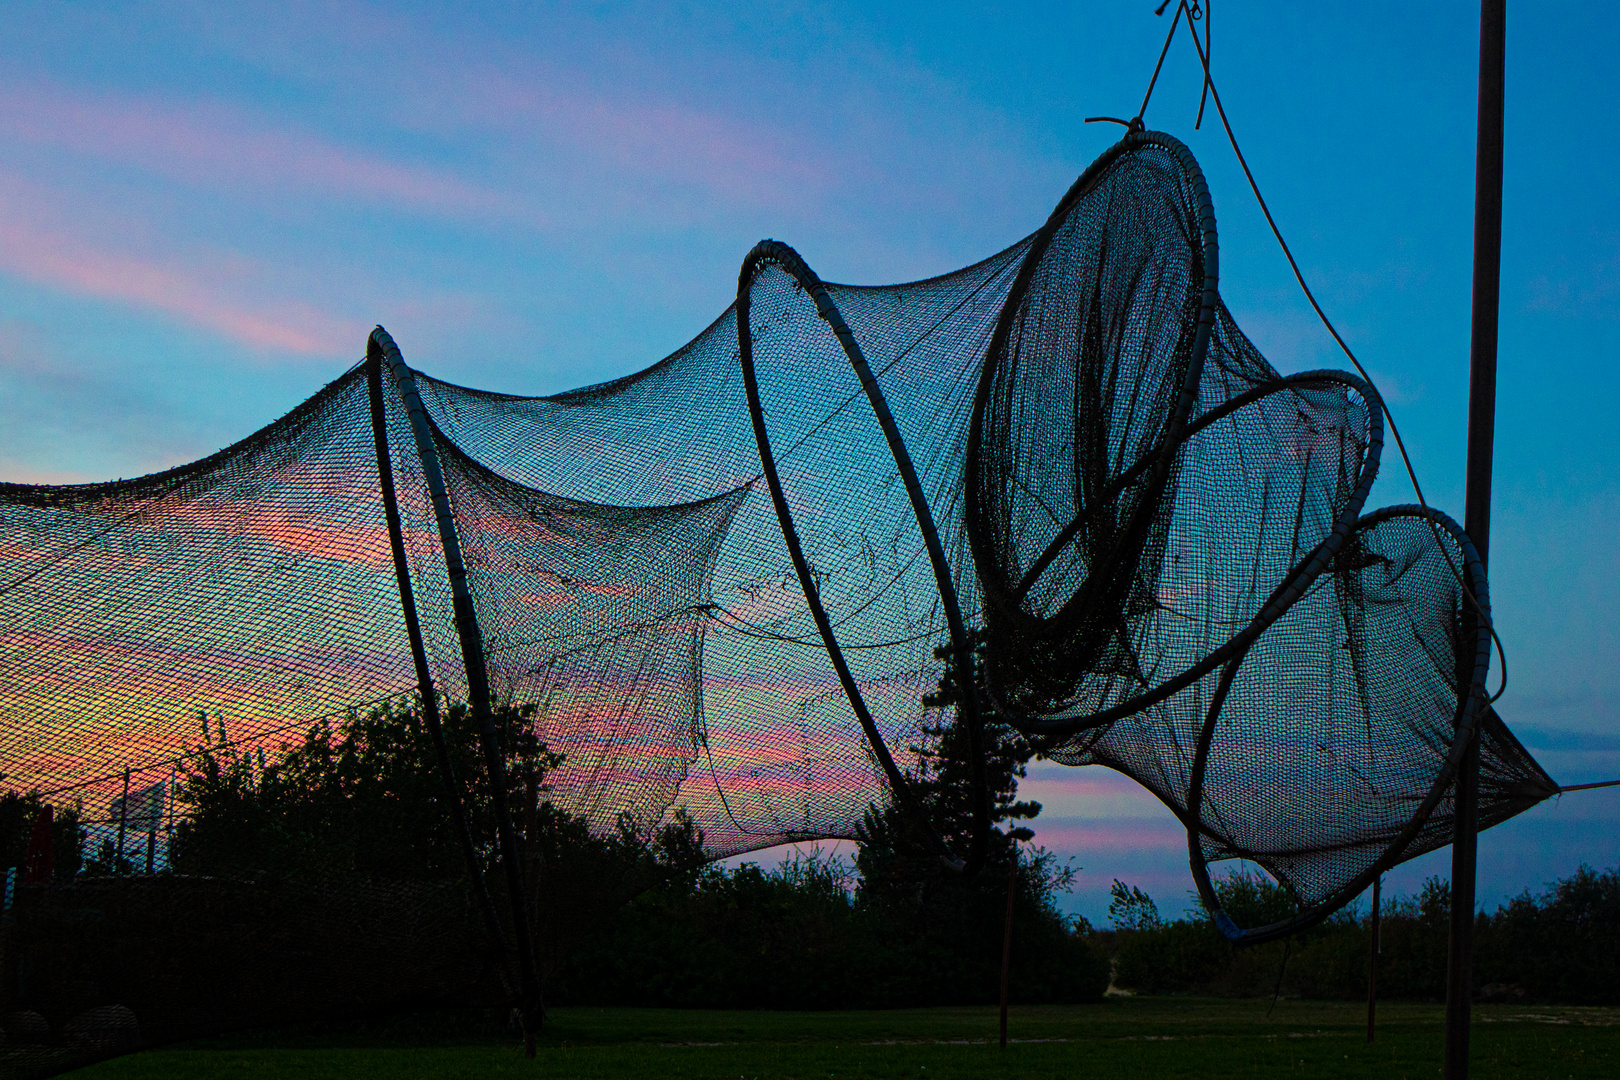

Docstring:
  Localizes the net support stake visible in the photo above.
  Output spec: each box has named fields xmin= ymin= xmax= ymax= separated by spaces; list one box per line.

xmin=369 ymin=326 xmax=544 ymax=1049
xmin=1447 ymin=3 xmax=1506 ymax=1076
xmin=365 ymin=343 xmax=511 ymax=988
xmin=116 ymin=768 xmax=129 ymax=870
xmin=1367 ymin=875 xmax=1381 ymax=1043
xmin=999 ymin=849 xmax=1016 ymax=1048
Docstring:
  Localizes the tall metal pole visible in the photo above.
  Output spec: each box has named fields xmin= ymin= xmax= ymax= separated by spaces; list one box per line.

xmin=1445 ymin=2 xmax=1505 ymax=1077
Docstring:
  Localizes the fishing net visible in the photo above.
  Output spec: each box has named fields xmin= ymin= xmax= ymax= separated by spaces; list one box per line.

xmin=0 ymin=129 xmax=1554 ymax=1074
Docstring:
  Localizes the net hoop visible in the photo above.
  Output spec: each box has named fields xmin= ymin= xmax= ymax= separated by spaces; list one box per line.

xmin=368 ymin=326 xmax=542 ymax=1024
xmin=1185 ymin=503 xmax=1493 ymax=944
xmin=966 ymin=130 xmax=1388 ymax=740
xmin=1014 ymin=368 xmax=1383 ymax=741
xmin=735 ymin=240 xmax=988 ymax=874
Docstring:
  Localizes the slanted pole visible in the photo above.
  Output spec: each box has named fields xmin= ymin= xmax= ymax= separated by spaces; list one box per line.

xmin=370 ymin=326 xmax=544 ymax=1054
xmin=365 ymin=345 xmax=510 ymax=980
xmin=1367 ymin=875 xmax=1380 ymax=1043
xmin=1445 ymin=2 xmax=1505 ymax=1077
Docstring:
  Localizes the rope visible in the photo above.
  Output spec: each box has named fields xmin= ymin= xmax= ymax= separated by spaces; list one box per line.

xmin=1559 ymin=779 xmax=1620 ymax=794
xmin=1172 ymin=0 xmax=1509 ymax=706
xmin=1137 ymin=2 xmax=1184 ymax=123
xmin=1194 ymin=1 xmax=1211 ymax=129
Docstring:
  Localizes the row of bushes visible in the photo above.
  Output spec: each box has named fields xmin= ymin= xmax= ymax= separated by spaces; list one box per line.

xmin=3 ymin=698 xmax=1112 ymax=1013
xmin=12 ymin=688 xmax=1613 ymax=1010
xmin=550 ymin=847 xmax=1111 ymax=1010
xmin=1105 ymin=866 xmax=1620 ymax=1005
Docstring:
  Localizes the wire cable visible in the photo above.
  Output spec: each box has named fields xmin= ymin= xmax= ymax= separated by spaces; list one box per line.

xmin=1173 ymin=0 xmax=1508 ymax=704
xmin=1138 ymin=2 xmax=1185 ymax=123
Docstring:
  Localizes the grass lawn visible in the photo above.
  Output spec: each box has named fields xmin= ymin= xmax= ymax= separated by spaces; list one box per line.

xmin=66 ymin=998 xmax=1620 ymax=1080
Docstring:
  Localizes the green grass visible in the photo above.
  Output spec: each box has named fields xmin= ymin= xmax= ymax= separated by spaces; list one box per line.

xmin=66 ymin=998 xmax=1620 ymax=1080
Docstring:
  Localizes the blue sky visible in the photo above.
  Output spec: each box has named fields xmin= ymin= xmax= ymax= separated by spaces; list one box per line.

xmin=2 ymin=1 xmax=1616 ymax=922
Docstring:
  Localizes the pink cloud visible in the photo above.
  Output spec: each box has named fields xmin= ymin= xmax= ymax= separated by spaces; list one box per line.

xmin=336 ymin=52 xmax=835 ymax=221
xmin=0 ymin=194 xmax=361 ymax=354
xmin=1031 ymin=816 xmax=1189 ymax=855
xmin=0 ymin=83 xmax=538 ymax=225
xmin=0 ymin=465 xmax=97 ymax=485
xmin=532 ymin=94 xmax=828 ymax=210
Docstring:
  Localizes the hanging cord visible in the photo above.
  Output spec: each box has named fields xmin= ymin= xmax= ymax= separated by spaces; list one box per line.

xmin=1174 ymin=0 xmax=1509 ymax=705
xmin=1138 ymin=1 xmax=1186 ymax=123
xmin=1194 ymin=1 xmax=1211 ymax=129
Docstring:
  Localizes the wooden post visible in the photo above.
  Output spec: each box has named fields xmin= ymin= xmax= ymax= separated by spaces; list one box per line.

xmin=999 ymin=849 xmax=1017 ymax=1048
xmin=166 ymin=770 xmax=177 ymax=871
xmin=1367 ymin=876 xmax=1381 ymax=1043
xmin=116 ymin=769 xmax=130 ymax=873
xmin=1445 ymin=3 xmax=1505 ymax=1077
xmin=23 ymin=805 xmax=54 ymax=883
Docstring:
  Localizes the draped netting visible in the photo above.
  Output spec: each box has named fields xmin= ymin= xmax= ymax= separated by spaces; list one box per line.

xmin=0 ymin=129 xmax=1555 ymax=1072
xmin=963 ymin=134 xmax=1553 ymax=937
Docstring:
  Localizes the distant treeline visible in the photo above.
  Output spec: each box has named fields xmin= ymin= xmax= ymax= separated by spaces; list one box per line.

xmin=0 ymin=698 xmax=1111 ymax=1011
xmin=548 ymin=685 xmax=1113 ymax=1010
xmin=6 ymin=692 xmax=1615 ymax=1010
xmin=550 ymin=845 xmax=1109 ymax=1010
xmin=1101 ymin=867 xmax=1620 ymax=1005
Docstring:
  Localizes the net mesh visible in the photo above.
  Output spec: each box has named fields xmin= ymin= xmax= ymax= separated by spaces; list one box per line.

xmin=0 ymin=130 xmax=1553 ymax=1073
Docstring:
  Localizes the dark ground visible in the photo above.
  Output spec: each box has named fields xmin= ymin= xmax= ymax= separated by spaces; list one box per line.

xmin=63 ymin=997 xmax=1620 ymax=1080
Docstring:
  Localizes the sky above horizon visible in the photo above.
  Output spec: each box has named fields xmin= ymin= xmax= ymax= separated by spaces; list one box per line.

xmin=2 ymin=1 xmax=1617 ymax=924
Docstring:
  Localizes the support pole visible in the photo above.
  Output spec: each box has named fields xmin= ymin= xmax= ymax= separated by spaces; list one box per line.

xmin=1445 ymin=3 xmax=1505 ymax=1077
xmin=165 ymin=769 xmax=177 ymax=871
xmin=1366 ymin=875 xmax=1380 ymax=1043
xmin=999 ymin=850 xmax=1017 ymax=1048
xmin=370 ymin=327 xmax=544 ymax=1055
xmin=365 ymin=346 xmax=510 ymax=984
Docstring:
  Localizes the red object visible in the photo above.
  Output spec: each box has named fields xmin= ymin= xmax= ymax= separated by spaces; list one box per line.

xmin=23 ymin=805 xmax=54 ymax=883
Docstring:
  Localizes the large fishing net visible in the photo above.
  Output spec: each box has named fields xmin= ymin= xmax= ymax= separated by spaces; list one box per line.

xmin=0 ymin=130 xmax=1554 ymax=1075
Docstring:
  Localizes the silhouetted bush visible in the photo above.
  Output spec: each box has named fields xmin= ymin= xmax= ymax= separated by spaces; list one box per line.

xmin=0 ymin=790 xmax=84 ymax=878
xmin=1104 ymin=866 xmax=1620 ymax=1005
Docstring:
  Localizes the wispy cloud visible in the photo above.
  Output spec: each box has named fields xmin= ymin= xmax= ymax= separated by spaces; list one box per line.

xmin=0 ymin=317 xmax=228 ymax=477
xmin=0 ymin=82 xmax=538 ymax=225
xmin=0 ymin=176 xmax=362 ymax=354
xmin=450 ymin=73 xmax=834 ymax=214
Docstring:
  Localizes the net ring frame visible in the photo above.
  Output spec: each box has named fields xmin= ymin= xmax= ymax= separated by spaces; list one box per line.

xmin=964 ymin=127 xmax=1217 ymax=737
xmin=1184 ymin=503 xmax=1494 ymax=945
xmin=1010 ymin=367 xmax=1386 ymax=750
xmin=963 ymin=130 xmax=1389 ymax=741
xmin=736 ymin=239 xmax=990 ymax=875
